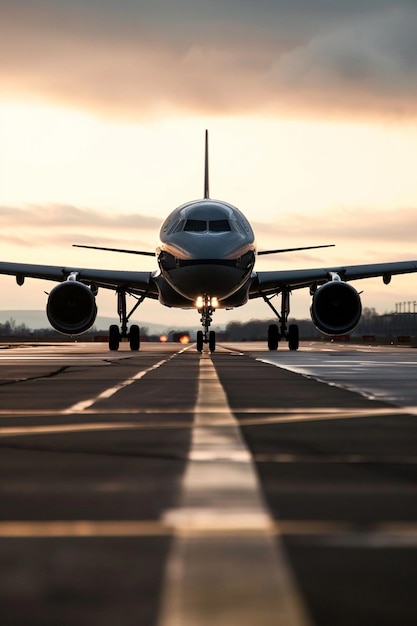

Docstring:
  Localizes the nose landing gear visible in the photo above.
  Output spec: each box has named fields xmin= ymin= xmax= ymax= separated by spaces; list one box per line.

xmin=196 ymin=296 xmax=216 ymax=353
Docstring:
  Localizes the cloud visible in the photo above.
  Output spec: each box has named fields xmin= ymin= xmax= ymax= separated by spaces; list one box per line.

xmin=271 ymin=6 xmax=417 ymax=116
xmin=0 ymin=204 xmax=161 ymax=249
xmin=253 ymin=206 xmax=417 ymax=251
xmin=0 ymin=204 xmax=161 ymax=228
xmin=2 ymin=202 xmax=416 ymax=266
xmin=2 ymin=1 xmax=417 ymax=120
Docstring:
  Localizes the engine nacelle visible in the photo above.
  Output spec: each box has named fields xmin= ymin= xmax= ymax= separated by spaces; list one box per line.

xmin=311 ymin=281 xmax=362 ymax=335
xmin=47 ymin=281 xmax=97 ymax=335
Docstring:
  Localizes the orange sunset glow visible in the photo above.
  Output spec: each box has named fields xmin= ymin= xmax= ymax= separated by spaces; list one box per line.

xmin=1 ymin=1 xmax=417 ymax=327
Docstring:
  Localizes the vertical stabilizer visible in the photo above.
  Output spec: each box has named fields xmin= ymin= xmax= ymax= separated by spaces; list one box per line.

xmin=204 ymin=129 xmax=209 ymax=199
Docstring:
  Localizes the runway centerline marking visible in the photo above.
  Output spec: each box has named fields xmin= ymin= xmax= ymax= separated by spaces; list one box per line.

xmin=157 ymin=354 xmax=312 ymax=626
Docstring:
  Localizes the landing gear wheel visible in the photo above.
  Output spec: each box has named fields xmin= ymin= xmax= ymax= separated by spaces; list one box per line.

xmin=209 ymin=330 xmax=216 ymax=353
xmin=267 ymin=324 xmax=279 ymax=351
xmin=288 ymin=324 xmax=299 ymax=351
xmin=109 ymin=324 xmax=120 ymax=351
xmin=196 ymin=330 xmax=204 ymax=353
xmin=129 ymin=324 xmax=140 ymax=351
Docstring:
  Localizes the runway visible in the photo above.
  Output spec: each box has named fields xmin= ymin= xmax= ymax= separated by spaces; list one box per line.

xmin=1 ymin=341 xmax=416 ymax=625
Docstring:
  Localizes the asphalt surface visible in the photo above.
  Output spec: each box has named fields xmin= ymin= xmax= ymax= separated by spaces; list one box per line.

xmin=0 ymin=341 xmax=416 ymax=625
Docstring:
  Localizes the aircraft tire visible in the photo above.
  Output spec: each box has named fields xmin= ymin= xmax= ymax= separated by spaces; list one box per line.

xmin=209 ymin=330 xmax=216 ymax=353
xmin=196 ymin=330 xmax=204 ymax=353
xmin=129 ymin=324 xmax=140 ymax=351
xmin=109 ymin=324 xmax=120 ymax=351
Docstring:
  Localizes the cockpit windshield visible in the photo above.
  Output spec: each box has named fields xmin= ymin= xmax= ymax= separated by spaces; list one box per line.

xmin=209 ymin=219 xmax=231 ymax=232
xmin=183 ymin=219 xmax=231 ymax=233
xmin=184 ymin=219 xmax=207 ymax=232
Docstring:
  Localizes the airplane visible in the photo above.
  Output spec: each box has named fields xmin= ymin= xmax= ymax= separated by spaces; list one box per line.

xmin=1 ymin=130 xmax=417 ymax=353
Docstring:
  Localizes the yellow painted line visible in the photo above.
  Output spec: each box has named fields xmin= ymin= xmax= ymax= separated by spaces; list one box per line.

xmin=0 ymin=406 xmax=413 ymax=418
xmin=0 ymin=422 xmax=140 ymax=437
xmin=254 ymin=453 xmax=417 ymax=465
xmin=0 ymin=520 xmax=168 ymax=537
xmin=1 ymin=519 xmax=417 ymax=542
xmin=3 ymin=410 xmax=417 ymax=440
xmin=275 ymin=521 xmax=417 ymax=538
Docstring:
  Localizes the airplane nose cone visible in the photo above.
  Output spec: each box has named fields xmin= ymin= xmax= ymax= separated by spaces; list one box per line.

xmin=167 ymin=232 xmax=244 ymax=260
xmin=158 ymin=235 xmax=255 ymax=301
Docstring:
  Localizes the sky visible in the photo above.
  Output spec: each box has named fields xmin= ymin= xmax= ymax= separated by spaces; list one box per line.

xmin=1 ymin=0 xmax=417 ymax=330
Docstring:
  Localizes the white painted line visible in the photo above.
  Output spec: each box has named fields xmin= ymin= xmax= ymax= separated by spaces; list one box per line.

xmin=63 ymin=358 xmax=168 ymax=413
xmin=157 ymin=354 xmax=312 ymax=626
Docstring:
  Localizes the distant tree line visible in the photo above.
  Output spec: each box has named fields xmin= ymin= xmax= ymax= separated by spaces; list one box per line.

xmin=2 ymin=308 xmax=417 ymax=341
xmin=224 ymin=308 xmax=417 ymax=341
xmin=224 ymin=318 xmax=319 ymax=341
xmin=0 ymin=318 xmax=31 ymax=336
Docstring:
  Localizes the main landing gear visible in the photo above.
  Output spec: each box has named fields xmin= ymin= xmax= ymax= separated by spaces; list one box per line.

xmin=109 ymin=288 xmax=145 ymax=351
xmin=262 ymin=288 xmax=299 ymax=351
xmin=196 ymin=296 xmax=217 ymax=353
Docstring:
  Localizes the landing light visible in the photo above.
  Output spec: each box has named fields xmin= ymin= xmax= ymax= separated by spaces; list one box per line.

xmin=195 ymin=296 xmax=218 ymax=309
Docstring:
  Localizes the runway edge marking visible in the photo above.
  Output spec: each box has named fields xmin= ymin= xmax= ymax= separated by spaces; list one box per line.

xmin=62 ymin=357 xmax=170 ymax=413
xmin=62 ymin=346 xmax=191 ymax=413
xmin=157 ymin=353 xmax=312 ymax=626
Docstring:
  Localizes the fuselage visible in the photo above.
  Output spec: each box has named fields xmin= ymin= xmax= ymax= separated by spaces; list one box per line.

xmin=155 ymin=199 xmax=257 ymax=308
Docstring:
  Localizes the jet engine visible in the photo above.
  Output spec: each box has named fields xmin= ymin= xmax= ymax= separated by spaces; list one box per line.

xmin=311 ymin=280 xmax=362 ymax=335
xmin=47 ymin=281 xmax=97 ymax=335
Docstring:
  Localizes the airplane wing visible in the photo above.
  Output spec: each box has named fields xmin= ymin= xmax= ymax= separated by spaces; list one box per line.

xmin=72 ymin=244 xmax=155 ymax=257
xmin=0 ymin=261 xmax=159 ymax=298
xmin=251 ymin=260 xmax=417 ymax=297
